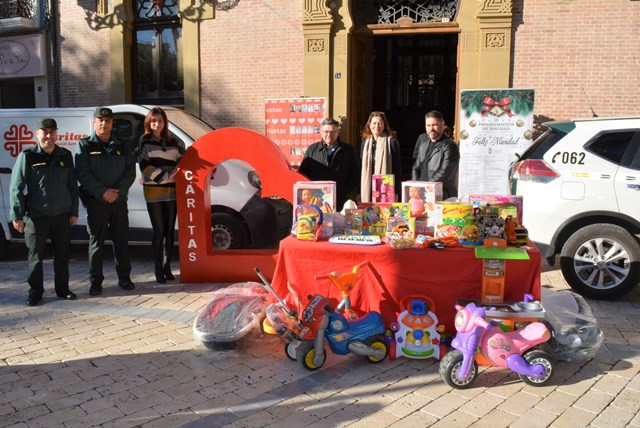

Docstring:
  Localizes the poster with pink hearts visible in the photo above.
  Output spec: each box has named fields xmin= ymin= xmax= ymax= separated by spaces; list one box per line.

xmin=265 ymin=97 xmax=327 ymax=167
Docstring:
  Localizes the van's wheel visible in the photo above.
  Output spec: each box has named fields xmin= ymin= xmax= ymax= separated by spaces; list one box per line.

xmin=0 ymin=224 xmax=9 ymax=259
xmin=211 ymin=212 xmax=249 ymax=250
xmin=560 ymin=224 xmax=640 ymax=299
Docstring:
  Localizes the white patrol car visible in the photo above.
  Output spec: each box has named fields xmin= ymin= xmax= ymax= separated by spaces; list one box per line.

xmin=0 ymin=105 xmax=292 ymax=258
xmin=510 ymin=116 xmax=640 ymax=299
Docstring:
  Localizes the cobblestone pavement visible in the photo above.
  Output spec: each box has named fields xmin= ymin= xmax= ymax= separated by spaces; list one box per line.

xmin=1 ymin=243 xmax=640 ymax=428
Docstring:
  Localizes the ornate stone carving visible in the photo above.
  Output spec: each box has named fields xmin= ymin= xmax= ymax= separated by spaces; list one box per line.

xmin=303 ymin=0 xmax=333 ymax=23
xmin=478 ymin=0 xmax=512 ymax=16
xmin=306 ymin=37 xmax=327 ymax=54
xmin=485 ymin=32 xmax=506 ymax=48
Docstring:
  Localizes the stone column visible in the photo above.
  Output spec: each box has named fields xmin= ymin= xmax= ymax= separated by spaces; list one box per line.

xmin=302 ymin=0 xmax=334 ymax=103
xmin=476 ymin=0 xmax=513 ymax=88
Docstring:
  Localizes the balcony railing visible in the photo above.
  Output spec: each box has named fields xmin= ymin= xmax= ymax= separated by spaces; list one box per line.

xmin=0 ymin=0 xmax=39 ymax=34
xmin=0 ymin=0 xmax=36 ymax=20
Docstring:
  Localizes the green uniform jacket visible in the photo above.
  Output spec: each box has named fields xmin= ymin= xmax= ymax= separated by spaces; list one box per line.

xmin=9 ymin=144 xmax=79 ymax=221
xmin=75 ymin=133 xmax=136 ymax=202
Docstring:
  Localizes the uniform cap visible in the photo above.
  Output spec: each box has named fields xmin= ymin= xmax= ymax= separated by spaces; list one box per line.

xmin=37 ymin=118 xmax=58 ymax=130
xmin=93 ymin=107 xmax=114 ymax=119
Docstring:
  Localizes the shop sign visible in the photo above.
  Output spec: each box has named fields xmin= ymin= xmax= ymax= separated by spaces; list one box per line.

xmin=0 ymin=34 xmax=44 ymax=77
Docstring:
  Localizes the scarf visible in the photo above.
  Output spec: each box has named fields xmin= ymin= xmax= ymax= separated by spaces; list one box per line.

xmin=360 ymin=133 xmax=392 ymax=203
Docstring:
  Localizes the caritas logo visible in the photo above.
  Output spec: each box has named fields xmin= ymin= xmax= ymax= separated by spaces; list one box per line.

xmin=3 ymin=124 xmax=88 ymax=157
xmin=3 ymin=124 xmax=35 ymax=157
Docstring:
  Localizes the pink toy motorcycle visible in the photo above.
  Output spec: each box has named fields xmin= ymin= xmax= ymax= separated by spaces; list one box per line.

xmin=439 ymin=302 xmax=554 ymax=389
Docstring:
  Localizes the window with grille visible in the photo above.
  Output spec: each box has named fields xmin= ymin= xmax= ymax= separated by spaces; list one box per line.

xmin=132 ymin=0 xmax=184 ymax=105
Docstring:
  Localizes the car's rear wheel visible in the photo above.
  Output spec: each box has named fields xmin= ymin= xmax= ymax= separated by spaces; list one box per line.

xmin=211 ymin=212 xmax=249 ymax=250
xmin=560 ymin=224 xmax=640 ymax=299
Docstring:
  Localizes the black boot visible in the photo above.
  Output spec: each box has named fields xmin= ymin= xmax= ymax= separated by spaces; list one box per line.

xmin=163 ymin=262 xmax=175 ymax=281
xmin=163 ymin=242 xmax=175 ymax=281
xmin=155 ymin=261 xmax=166 ymax=284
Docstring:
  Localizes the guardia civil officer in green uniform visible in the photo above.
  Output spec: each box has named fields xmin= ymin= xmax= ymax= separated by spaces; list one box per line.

xmin=9 ymin=118 xmax=79 ymax=306
xmin=75 ymin=107 xmax=136 ymax=296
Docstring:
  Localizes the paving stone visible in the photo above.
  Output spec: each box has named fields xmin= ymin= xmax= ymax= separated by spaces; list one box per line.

xmin=2 ymin=248 xmax=640 ymax=427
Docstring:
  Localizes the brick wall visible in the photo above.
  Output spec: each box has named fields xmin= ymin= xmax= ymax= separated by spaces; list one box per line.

xmin=56 ymin=1 xmax=111 ymax=107
xmin=512 ymin=0 xmax=640 ymax=122
xmin=199 ymin=0 xmax=304 ymax=132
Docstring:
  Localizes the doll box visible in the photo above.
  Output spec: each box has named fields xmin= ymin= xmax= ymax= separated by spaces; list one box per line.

xmin=372 ymin=174 xmax=395 ymax=203
xmin=467 ymin=195 xmax=524 ymax=224
xmin=401 ymin=181 xmax=443 ymax=219
xmin=293 ymin=181 xmax=336 ymax=213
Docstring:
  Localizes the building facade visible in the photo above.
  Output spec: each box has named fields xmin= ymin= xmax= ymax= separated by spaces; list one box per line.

xmin=1 ymin=0 xmax=639 ymax=178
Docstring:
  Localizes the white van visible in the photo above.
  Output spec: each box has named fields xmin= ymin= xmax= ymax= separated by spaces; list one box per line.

xmin=0 ymin=104 xmax=292 ymax=258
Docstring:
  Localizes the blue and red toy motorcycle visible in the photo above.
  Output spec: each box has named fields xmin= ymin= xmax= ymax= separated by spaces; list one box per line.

xmin=295 ymin=293 xmax=388 ymax=370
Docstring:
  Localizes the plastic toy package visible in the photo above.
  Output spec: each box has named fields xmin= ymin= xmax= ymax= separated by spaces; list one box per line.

xmin=192 ymin=282 xmax=268 ymax=346
xmin=542 ymin=290 xmax=604 ymax=362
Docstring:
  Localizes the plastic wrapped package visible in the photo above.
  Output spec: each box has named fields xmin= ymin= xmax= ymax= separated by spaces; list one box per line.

xmin=193 ymin=282 xmax=268 ymax=347
xmin=542 ymin=290 xmax=604 ymax=361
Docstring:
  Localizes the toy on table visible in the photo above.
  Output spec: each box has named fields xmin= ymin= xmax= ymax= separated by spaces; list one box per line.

xmin=372 ymin=174 xmax=395 ymax=203
xmin=361 ymin=204 xmax=386 ymax=236
xmin=434 ymin=202 xmax=473 ymax=238
xmin=293 ymin=204 xmax=323 ymax=241
xmin=329 ymin=235 xmax=382 ymax=245
xmin=457 ymin=214 xmax=483 ymax=248
xmin=467 ymin=194 xmax=524 ymax=224
xmin=408 ymin=186 xmax=426 ymax=217
xmin=504 ymin=215 xmax=529 ymax=245
xmin=294 ymin=181 xmax=336 ymax=213
xmin=389 ymin=295 xmax=445 ymax=360
xmin=344 ymin=209 xmax=363 ymax=235
xmin=386 ymin=216 xmax=415 ymax=249
xmin=439 ymin=301 xmax=554 ymax=389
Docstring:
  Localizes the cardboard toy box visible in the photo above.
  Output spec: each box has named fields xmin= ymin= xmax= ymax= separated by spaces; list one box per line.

xmin=344 ymin=209 xmax=363 ymax=235
xmin=293 ymin=181 xmax=337 ymax=238
xmin=372 ymin=174 xmax=395 ymax=203
xmin=414 ymin=218 xmax=433 ymax=237
xmin=433 ymin=201 xmax=473 ymax=238
xmin=402 ymin=181 xmax=443 ymax=233
xmin=293 ymin=181 xmax=336 ymax=212
xmin=467 ymin=195 xmax=524 ymax=224
xmin=358 ymin=202 xmax=411 ymax=236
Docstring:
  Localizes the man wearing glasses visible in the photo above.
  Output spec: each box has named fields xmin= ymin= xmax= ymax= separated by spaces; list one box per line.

xmin=298 ymin=118 xmax=359 ymax=211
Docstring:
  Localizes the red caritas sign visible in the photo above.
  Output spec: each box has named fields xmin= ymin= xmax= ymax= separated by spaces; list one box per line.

xmin=176 ymin=127 xmax=306 ymax=282
xmin=265 ymin=97 xmax=327 ymax=167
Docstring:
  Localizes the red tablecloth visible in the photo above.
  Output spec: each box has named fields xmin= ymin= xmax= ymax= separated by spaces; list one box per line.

xmin=270 ymin=236 xmax=541 ymax=333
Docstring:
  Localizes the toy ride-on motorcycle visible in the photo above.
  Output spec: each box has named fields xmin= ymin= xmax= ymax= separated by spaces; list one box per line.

xmin=439 ymin=302 xmax=554 ymax=389
xmin=296 ymin=293 xmax=388 ymax=370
